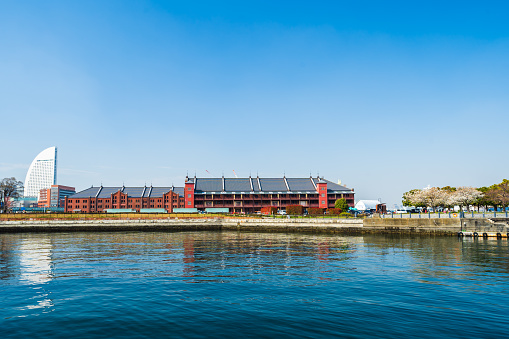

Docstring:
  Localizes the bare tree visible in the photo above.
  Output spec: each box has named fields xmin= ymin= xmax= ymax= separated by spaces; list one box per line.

xmin=0 ymin=177 xmax=24 ymax=213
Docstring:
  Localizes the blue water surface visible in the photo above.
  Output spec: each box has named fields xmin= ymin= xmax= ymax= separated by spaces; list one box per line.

xmin=1 ymin=231 xmax=508 ymax=338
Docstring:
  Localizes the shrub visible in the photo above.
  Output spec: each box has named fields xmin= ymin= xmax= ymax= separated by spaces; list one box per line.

xmin=327 ymin=208 xmax=342 ymax=215
xmin=307 ymin=207 xmax=324 ymax=215
xmin=339 ymin=212 xmax=351 ymax=217
xmin=286 ymin=205 xmax=304 ymax=215
xmin=335 ymin=198 xmax=350 ymax=211
xmin=261 ymin=206 xmax=277 ymax=215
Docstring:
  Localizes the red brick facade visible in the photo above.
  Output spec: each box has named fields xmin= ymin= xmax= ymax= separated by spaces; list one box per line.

xmin=184 ymin=181 xmax=195 ymax=208
xmin=66 ymin=177 xmax=354 ymax=214
xmin=185 ymin=176 xmax=354 ymax=214
xmin=65 ymin=188 xmax=184 ymax=213
xmin=316 ymin=181 xmax=328 ymax=209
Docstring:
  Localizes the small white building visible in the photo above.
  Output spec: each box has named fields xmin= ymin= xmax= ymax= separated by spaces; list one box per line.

xmin=355 ymin=200 xmax=381 ymax=211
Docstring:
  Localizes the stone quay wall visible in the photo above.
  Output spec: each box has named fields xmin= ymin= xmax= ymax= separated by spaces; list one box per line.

xmin=363 ymin=217 xmax=462 ymax=234
xmin=0 ymin=218 xmax=224 ymax=233
xmin=1 ymin=216 xmax=498 ymax=235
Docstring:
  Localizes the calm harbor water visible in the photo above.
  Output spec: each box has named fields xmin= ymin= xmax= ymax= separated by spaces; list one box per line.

xmin=1 ymin=231 xmax=509 ymax=338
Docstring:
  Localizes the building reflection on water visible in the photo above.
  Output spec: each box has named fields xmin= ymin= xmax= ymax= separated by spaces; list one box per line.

xmin=0 ymin=232 xmax=362 ymax=285
xmin=174 ymin=232 xmax=360 ymax=283
xmin=0 ymin=235 xmax=54 ymax=284
xmin=0 ymin=235 xmax=55 ymax=315
xmin=19 ymin=237 xmax=54 ymax=284
xmin=3 ymin=231 xmax=507 ymax=290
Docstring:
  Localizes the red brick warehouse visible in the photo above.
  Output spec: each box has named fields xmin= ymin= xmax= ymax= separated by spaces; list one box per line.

xmin=65 ymin=186 xmax=185 ymax=213
xmin=184 ymin=176 xmax=354 ymax=213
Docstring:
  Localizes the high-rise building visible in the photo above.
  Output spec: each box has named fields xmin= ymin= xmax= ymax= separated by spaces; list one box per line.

xmin=24 ymin=147 xmax=57 ymax=198
xmin=38 ymin=185 xmax=76 ymax=208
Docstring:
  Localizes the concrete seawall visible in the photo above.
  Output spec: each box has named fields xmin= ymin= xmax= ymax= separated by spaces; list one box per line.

xmin=363 ymin=218 xmax=461 ymax=234
xmin=222 ymin=218 xmax=364 ymax=233
xmin=0 ymin=218 xmax=363 ymax=234
xmin=0 ymin=219 xmax=223 ymax=233
xmin=1 ymin=217 xmax=497 ymax=235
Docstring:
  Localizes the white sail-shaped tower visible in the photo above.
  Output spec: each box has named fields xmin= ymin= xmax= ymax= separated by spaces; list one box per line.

xmin=24 ymin=147 xmax=57 ymax=197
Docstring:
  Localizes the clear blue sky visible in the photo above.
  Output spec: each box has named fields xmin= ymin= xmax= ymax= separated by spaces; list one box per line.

xmin=1 ymin=0 xmax=508 ymax=208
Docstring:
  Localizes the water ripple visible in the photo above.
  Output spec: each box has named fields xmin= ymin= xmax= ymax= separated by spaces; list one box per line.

xmin=2 ymin=232 xmax=509 ymax=338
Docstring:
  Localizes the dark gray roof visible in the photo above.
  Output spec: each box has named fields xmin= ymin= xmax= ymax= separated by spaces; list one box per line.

xmin=251 ymin=178 xmax=261 ymax=192
xmin=224 ymin=178 xmax=252 ymax=192
xmin=259 ymin=178 xmax=287 ymax=191
xmin=195 ymin=178 xmax=222 ymax=192
xmin=69 ymin=187 xmax=101 ymax=198
xmin=97 ymin=187 xmax=122 ymax=198
xmin=191 ymin=177 xmax=352 ymax=193
xmin=70 ymin=186 xmax=185 ymax=199
xmin=142 ymin=187 xmax=151 ymax=198
xmin=150 ymin=187 xmax=174 ymax=198
xmin=172 ymin=187 xmax=185 ymax=197
xmin=286 ymin=178 xmax=316 ymax=191
xmin=122 ymin=187 xmax=145 ymax=197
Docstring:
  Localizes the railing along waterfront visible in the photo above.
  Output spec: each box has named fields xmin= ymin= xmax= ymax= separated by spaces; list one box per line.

xmin=380 ymin=211 xmax=509 ymax=219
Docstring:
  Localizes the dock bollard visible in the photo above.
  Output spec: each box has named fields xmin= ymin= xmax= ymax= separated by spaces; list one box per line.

xmin=473 ymin=232 xmax=479 ymax=237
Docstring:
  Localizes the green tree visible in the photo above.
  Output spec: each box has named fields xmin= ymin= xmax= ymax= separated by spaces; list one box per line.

xmin=486 ymin=179 xmax=509 ymax=211
xmin=402 ymin=189 xmax=426 ymax=207
xmin=0 ymin=177 xmax=24 ymax=213
xmin=335 ymin=198 xmax=350 ymax=211
xmin=475 ymin=186 xmax=493 ymax=211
